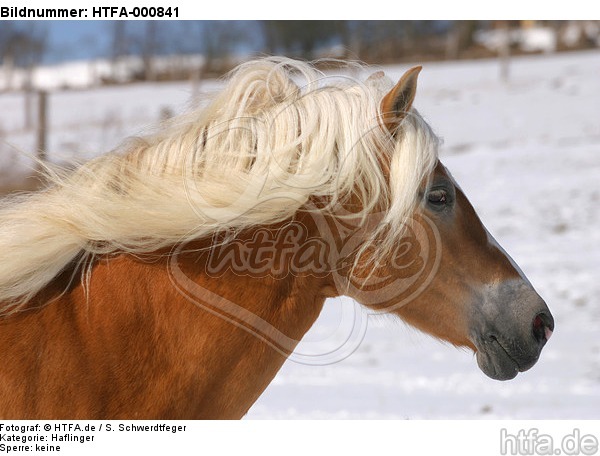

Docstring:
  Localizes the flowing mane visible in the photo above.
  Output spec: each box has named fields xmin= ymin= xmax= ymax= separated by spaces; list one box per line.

xmin=0 ymin=57 xmax=438 ymax=311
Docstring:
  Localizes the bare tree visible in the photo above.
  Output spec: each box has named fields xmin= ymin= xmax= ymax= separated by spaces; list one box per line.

xmin=142 ymin=21 xmax=159 ymax=81
xmin=0 ymin=23 xmax=47 ymax=129
xmin=261 ymin=21 xmax=345 ymax=59
xmin=110 ymin=22 xmax=129 ymax=82
xmin=200 ymin=21 xmax=248 ymax=74
xmin=0 ymin=22 xmax=17 ymax=91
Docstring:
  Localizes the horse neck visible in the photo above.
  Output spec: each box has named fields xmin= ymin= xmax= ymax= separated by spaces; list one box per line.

xmin=8 ymin=212 xmax=337 ymax=419
xmin=165 ymin=234 xmax=332 ymax=418
xmin=144 ymin=210 xmax=346 ymax=417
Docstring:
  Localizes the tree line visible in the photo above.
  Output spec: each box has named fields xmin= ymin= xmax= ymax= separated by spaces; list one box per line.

xmin=1 ymin=21 xmax=597 ymax=84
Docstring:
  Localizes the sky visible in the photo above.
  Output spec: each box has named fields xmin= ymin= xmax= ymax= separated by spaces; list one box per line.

xmin=47 ymin=21 xmax=111 ymax=62
xmin=8 ymin=20 xmax=262 ymax=64
xmin=3 ymin=21 xmax=114 ymax=63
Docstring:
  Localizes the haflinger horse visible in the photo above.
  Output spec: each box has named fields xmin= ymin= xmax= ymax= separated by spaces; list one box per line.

xmin=0 ymin=57 xmax=553 ymax=419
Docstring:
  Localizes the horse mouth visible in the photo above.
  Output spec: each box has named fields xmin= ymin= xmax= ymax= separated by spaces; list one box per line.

xmin=475 ymin=336 xmax=533 ymax=381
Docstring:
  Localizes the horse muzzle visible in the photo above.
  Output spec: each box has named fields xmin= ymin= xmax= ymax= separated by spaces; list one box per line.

xmin=470 ymin=279 xmax=554 ymax=381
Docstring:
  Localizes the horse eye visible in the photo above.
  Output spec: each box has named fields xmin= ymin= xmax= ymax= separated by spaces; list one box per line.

xmin=427 ymin=189 xmax=448 ymax=206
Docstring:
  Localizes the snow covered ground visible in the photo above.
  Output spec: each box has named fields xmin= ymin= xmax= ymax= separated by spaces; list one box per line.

xmin=0 ymin=50 xmax=598 ymax=419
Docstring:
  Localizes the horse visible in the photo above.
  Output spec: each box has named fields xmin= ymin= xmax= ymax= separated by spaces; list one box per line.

xmin=0 ymin=57 xmax=553 ymax=419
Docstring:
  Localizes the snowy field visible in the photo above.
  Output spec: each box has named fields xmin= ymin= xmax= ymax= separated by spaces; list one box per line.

xmin=0 ymin=50 xmax=598 ymax=419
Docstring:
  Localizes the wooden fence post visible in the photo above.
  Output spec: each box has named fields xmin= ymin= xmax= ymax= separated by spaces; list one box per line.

xmin=36 ymin=90 xmax=47 ymax=164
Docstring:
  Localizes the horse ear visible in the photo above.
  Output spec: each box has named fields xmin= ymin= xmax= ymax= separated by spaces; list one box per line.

xmin=380 ymin=66 xmax=422 ymax=134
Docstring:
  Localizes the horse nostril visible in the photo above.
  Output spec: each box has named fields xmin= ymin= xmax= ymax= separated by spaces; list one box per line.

xmin=532 ymin=312 xmax=554 ymax=343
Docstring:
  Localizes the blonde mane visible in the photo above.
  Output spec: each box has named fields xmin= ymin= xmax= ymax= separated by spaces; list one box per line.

xmin=0 ymin=57 xmax=439 ymax=310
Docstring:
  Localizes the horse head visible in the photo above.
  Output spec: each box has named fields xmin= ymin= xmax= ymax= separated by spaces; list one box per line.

xmin=342 ymin=67 xmax=554 ymax=380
